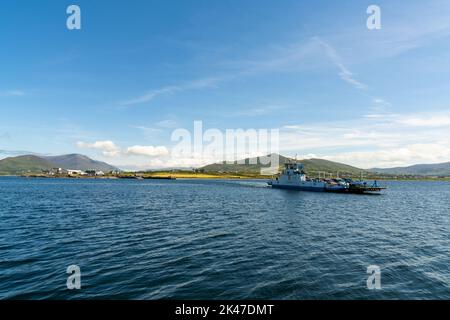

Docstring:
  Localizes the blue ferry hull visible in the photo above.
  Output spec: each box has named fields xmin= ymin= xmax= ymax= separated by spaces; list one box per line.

xmin=270 ymin=184 xmax=326 ymax=192
xmin=269 ymin=182 xmax=384 ymax=194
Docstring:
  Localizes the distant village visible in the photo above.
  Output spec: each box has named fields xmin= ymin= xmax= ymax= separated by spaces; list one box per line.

xmin=42 ymin=168 xmax=121 ymax=177
xmin=35 ymin=167 xmax=178 ymax=180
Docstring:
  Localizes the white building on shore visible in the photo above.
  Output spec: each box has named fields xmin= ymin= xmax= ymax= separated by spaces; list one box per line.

xmin=67 ymin=169 xmax=87 ymax=176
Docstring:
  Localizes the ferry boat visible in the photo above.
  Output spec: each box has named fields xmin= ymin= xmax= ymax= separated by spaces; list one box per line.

xmin=268 ymin=162 xmax=385 ymax=194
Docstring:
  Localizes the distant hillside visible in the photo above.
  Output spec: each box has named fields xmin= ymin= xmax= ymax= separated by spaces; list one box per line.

xmin=300 ymin=158 xmax=367 ymax=175
xmin=0 ymin=154 xmax=118 ymax=174
xmin=200 ymin=154 xmax=367 ymax=176
xmin=42 ymin=154 xmax=118 ymax=172
xmin=0 ymin=155 xmax=55 ymax=174
xmin=200 ymin=154 xmax=290 ymax=173
xmin=371 ymin=162 xmax=450 ymax=176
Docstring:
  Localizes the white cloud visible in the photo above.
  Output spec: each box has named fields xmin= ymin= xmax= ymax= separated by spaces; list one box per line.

xmin=75 ymin=110 xmax=450 ymax=170
xmin=125 ymin=145 xmax=169 ymax=157
xmin=77 ymin=140 xmax=170 ymax=159
xmin=395 ymin=115 xmax=450 ymax=127
xmin=76 ymin=140 xmax=121 ymax=157
xmin=323 ymin=144 xmax=450 ymax=169
xmin=278 ymin=111 xmax=450 ymax=168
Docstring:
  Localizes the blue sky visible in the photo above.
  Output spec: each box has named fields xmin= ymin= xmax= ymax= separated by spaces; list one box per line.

xmin=1 ymin=0 xmax=450 ymax=169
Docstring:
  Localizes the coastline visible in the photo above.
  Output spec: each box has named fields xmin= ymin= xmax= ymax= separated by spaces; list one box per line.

xmin=1 ymin=173 xmax=449 ymax=181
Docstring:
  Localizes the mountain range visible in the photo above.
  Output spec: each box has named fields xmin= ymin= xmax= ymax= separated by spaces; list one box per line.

xmin=200 ymin=154 xmax=367 ymax=176
xmin=201 ymin=154 xmax=450 ymax=177
xmin=1 ymin=153 xmax=450 ymax=177
xmin=0 ymin=154 xmax=118 ymax=174
xmin=370 ymin=162 xmax=450 ymax=176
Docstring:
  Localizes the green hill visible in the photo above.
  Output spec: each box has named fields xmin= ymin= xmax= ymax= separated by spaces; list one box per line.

xmin=0 ymin=155 xmax=55 ymax=175
xmin=42 ymin=154 xmax=118 ymax=172
xmin=0 ymin=154 xmax=119 ymax=175
xmin=200 ymin=154 xmax=367 ymax=177
xmin=299 ymin=158 xmax=367 ymax=176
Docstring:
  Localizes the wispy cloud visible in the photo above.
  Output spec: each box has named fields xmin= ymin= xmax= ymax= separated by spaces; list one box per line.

xmin=219 ymin=36 xmax=370 ymax=91
xmin=313 ymin=37 xmax=367 ymax=90
xmin=364 ymin=98 xmax=393 ymax=118
xmin=155 ymin=119 xmax=179 ymax=129
xmin=132 ymin=125 xmax=163 ymax=137
xmin=0 ymin=90 xmax=26 ymax=97
xmin=121 ymin=77 xmax=226 ymax=106
xmin=131 ymin=118 xmax=180 ymax=140
xmin=121 ymin=36 xmax=372 ymax=106
xmin=225 ymin=104 xmax=288 ymax=117
xmin=315 ymin=2 xmax=450 ymax=66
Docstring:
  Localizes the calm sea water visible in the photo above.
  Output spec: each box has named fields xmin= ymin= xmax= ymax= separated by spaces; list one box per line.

xmin=0 ymin=177 xmax=448 ymax=300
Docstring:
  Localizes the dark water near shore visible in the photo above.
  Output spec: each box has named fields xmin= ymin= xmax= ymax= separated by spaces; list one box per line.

xmin=0 ymin=177 xmax=448 ymax=300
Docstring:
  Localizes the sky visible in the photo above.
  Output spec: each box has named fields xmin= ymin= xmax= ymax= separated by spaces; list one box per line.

xmin=1 ymin=0 xmax=450 ymax=170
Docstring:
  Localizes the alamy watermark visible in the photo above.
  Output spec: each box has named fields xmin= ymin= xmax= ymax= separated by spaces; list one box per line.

xmin=66 ymin=265 xmax=81 ymax=290
xmin=171 ymin=121 xmax=280 ymax=175
xmin=367 ymin=265 xmax=382 ymax=290
xmin=367 ymin=5 xmax=382 ymax=30
xmin=66 ymin=5 xmax=81 ymax=30
xmin=65 ymin=5 xmax=381 ymax=32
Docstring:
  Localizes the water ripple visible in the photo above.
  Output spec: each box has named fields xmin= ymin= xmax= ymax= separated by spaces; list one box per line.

xmin=0 ymin=177 xmax=449 ymax=299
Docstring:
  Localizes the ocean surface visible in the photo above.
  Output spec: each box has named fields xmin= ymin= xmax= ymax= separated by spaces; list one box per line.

xmin=0 ymin=177 xmax=448 ymax=300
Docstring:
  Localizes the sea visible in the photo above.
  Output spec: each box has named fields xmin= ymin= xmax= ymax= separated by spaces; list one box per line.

xmin=0 ymin=177 xmax=448 ymax=299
